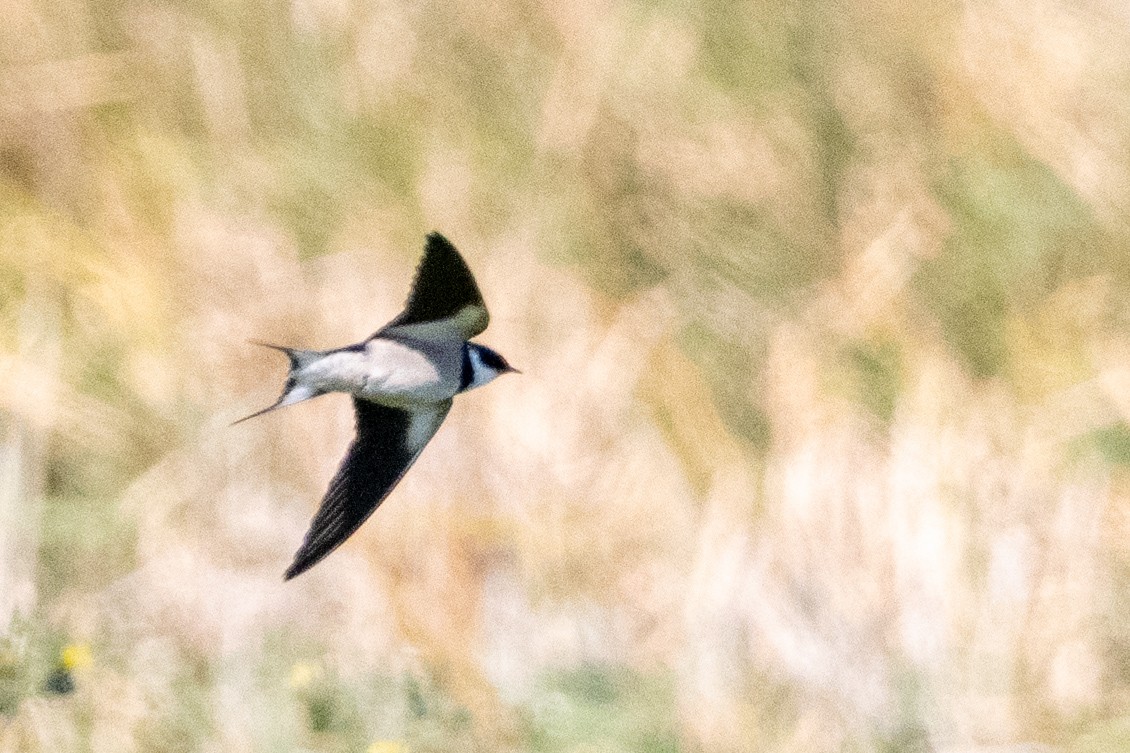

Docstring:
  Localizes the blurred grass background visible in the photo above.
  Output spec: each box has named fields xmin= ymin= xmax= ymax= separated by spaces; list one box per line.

xmin=1 ymin=0 xmax=1130 ymax=750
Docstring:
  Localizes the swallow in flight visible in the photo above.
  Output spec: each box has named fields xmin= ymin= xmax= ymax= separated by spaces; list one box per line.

xmin=237 ymin=233 xmax=517 ymax=579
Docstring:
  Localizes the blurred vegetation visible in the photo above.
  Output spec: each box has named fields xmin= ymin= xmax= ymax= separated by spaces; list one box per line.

xmin=2 ymin=0 xmax=1130 ymax=751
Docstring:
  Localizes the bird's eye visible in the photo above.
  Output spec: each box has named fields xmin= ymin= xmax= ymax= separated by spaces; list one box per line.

xmin=479 ymin=348 xmax=508 ymax=371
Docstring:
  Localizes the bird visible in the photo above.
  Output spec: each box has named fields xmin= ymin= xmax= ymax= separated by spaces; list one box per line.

xmin=236 ymin=232 xmax=518 ymax=580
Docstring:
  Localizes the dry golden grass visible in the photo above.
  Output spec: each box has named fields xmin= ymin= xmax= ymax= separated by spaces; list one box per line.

xmin=1 ymin=0 xmax=1129 ymax=751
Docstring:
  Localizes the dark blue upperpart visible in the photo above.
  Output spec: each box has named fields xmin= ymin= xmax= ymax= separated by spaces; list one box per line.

xmin=475 ymin=344 xmax=511 ymax=372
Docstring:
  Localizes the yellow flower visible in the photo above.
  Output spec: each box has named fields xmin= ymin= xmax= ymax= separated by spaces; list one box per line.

xmin=288 ymin=662 xmax=320 ymax=689
xmin=366 ymin=742 xmax=409 ymax=753
xmin=60 ymin=643 xmax=92 ymax=671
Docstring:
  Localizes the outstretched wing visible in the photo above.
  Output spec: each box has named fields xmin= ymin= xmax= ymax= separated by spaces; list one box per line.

xmin=284 ymin=398 xmax=452 ymax=580
xmin=377 ymin=232 xmax=490 ymax=342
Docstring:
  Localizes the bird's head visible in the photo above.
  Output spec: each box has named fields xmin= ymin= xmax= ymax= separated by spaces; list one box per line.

xmin=465 ymin=343 xmax=520 ymax=390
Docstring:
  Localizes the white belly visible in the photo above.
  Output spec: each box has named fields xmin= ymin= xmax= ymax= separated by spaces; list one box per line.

xmin=298 ymin=338 xmax=460 ymax=406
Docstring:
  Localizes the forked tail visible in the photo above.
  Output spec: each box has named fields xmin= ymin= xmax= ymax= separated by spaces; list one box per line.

xmin=231 ymin=341 xmax=323 ymax=425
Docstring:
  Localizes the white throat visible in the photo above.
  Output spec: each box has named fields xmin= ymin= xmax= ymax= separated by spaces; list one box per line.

xmin=464 ymin=345 xmax=502 ymax=392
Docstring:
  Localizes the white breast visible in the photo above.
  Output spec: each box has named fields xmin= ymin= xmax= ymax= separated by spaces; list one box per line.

xmin=296 ymin=338 xmax=461 ymax=406
xmin=361 ymin=338 xmax=447 ymax=401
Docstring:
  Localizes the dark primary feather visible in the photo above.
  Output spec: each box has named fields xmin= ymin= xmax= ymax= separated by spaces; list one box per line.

xmin=379 ymin=232 xmax=488 ymax=335
xmin=284 ymin=398 xmax=451 ymax=580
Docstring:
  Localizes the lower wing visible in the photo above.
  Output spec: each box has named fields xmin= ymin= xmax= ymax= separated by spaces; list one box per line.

xmin=284 ymin=398 xmax=452 ymax=580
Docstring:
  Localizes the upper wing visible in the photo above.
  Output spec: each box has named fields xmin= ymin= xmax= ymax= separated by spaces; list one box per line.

xmin=284 ymin=398 xmax=452 ymax=580
xmin=376 ymin=232 xmax=490 ymax=342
